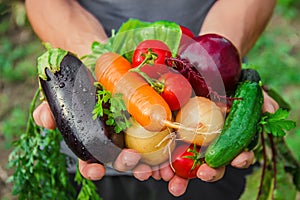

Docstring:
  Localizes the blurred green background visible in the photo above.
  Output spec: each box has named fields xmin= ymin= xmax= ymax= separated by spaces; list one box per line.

xmin=0 ymin=0 xmax=299 ymax=199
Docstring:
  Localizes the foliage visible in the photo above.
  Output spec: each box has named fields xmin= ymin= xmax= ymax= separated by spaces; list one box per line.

xmin=0 ymin=107 xmax=27 ymax=148
xmin=0 ymin=1 xmax=42 ymax=82
xmin=240 ymin=99 xmax=299 ymax=199
xmin=0 ymin=37 xmax=41 ymax=82
xmin=7 ymin=89 xmax=76 ymax=199
xmin=276 ymin=0 xmax=300 ymax=19
xmin=247 ymin=10 xmax=300 ymax=162
xmin=75 ymin=170 xmax=102 ymax=200
xmin=7 ymin=89 xmax=102 ymax=199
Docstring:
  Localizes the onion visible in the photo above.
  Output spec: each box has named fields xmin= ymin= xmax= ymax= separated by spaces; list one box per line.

xmin=175 ymin=96 xmax=225 ymax=146
xmin=125 ymin=118 xmax=176 ymax=166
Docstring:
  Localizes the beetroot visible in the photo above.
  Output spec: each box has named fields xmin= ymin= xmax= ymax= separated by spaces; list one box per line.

xmin=170 ymin=33 xmax=242 ymax=99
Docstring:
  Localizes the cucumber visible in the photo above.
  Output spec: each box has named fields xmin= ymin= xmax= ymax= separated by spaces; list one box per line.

xmin=204 ymin=69 xmax=263 ymax=168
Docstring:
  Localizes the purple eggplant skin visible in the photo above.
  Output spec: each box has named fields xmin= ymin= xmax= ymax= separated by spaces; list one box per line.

xmin=39 ymin=53 xmax=123 ymax=164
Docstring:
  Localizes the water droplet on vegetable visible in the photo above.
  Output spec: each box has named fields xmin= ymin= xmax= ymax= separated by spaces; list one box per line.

xmin=59 ymin=82 xmax=65 ymax=88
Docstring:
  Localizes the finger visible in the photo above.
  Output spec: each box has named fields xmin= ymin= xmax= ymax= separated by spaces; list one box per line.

xmin=231 ymin=151 xmax=255 ymax=169
xmin=33 ymin=101 xmax=56 ymax=129
xmin=262 ymin=90 xmax=279 ymax=113
xmin=197 ymin=163 xmax=225 ymax=182
xmin=151 ymin=165 xmax=161 ymax=180
xmin=168 ymin=175 xmax=189 ymax=197
xmin=160 ymin=162 xmax=175 ymax=182
xmin=113 ymin=149 xmax=141 ymax=172
xmin=78 ymin=159 xmax=106 ymax=180
xmin=132 ymin=164 xmax=152 ymax=181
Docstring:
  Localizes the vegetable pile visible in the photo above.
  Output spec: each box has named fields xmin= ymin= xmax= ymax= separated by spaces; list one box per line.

xmin=8 ymin=18 xmax=299 ymax=199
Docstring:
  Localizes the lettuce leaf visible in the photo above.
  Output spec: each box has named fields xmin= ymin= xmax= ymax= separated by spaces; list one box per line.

xmin=111 ymin=18 xmax=181 ymax=61
xmin=83 ymin=18 xmax=181 ymax=70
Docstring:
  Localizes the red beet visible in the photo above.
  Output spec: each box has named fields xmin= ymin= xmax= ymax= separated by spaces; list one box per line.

xmin=171 ymin=33 xmax=242 ymax=99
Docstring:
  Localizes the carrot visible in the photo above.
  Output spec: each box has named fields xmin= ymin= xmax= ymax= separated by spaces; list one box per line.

xmin=95 ymin=52 xmax=172 ymax=132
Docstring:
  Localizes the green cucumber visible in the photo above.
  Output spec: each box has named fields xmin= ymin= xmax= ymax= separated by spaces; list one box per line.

xmin=205 ymin=69 xmax=263 ymax=168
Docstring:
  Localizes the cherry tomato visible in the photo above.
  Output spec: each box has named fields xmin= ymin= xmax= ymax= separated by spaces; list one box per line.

xmin=179 ymin=25 xmax=195 ymax=49
xmin=158 ymin=71 xmax=192 ymax=111
xmin=180 ymin=25 xmax=195 ymax=38
xmin=171 ymin=144 xmax=204 ymax=179
xmin=141 ymin=64 xmax=171 ymax=79
xmin=132 ymin=40 xmax=172 ymax=78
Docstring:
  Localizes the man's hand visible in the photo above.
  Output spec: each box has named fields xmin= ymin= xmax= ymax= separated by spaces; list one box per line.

xmin=122 ymin=90 xmax=279 ymax=197
xmin=34 ymin=90 xmax=279 ymax=197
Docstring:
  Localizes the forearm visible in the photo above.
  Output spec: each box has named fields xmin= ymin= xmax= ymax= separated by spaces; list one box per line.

xmin=25 ymin=0 xmax=108 ymax=57
xmin=200 ymin=0 xmax=276 ymax=57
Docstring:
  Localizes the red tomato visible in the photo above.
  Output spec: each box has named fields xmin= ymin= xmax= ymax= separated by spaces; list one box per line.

xmin=171 ymin=144 xmax=204 ymax=179
xmin=180 ymin=25 xmax=195 ymax=38
xmin=140 ymin=64 xmax=171 ymax=79
xmin=158 ymin=71 xmax=192 ymax=111
xmin=132 ymin=40 xmax=172 ymax=78
xmin=179 ymin=25 xmax=195 ymax=49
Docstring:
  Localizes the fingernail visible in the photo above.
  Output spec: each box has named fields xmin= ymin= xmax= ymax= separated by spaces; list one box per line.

xmin=198 ymin=171 xmax=216 ymax=182
xmin=232 ymin=158 xmax=248 ymax=168
xmin=41 ymin=112 xmax=48 ymax=127
xmin=122 ymin=153 xmax=139 ymax=168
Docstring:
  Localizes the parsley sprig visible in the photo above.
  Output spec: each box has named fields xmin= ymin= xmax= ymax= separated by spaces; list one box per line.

xmin=7 ymin=88 xmax=76 ymax=199
xmin=260 ymin=108 xmax=296 ymax=137
xmin=75 ymin=169 xmax=102 ymax=200
xmin=93 ymin=84 xmax=131 ymax=133
xmin=241 ymin=89 xmax=299 ymax=200
xmin=8 ymin=88 xmax=102 ymax=200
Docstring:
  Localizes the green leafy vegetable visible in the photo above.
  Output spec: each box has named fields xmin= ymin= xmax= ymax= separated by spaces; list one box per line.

xmin=7 ymin=88 xmax=75 ymax=199
xmin=8 ymin=88 xmax=102 ymax=199
xmin=75 ymin=169 xmax=102 ymax=200
xmin=82 ymin=40 xmax=113 ymax=71
xmin=93 ymin=85 xmax=131 ymax=133
xmin=260 ymin=108 xmax=296 ymax=137
xmin=241 ymin=87 xmax=299 ymax=200
xmin=108 ymin=93 xmax=131 ymax=133
xmin=37 ymin=43 xmax=68 ymax=80
xmin=114 ymin=18 xmax=181 ymax=61
xmin=92 ymin=84 xmax=112 ymax=120
xmin=82 ymin=18 xmax=182 ymax=70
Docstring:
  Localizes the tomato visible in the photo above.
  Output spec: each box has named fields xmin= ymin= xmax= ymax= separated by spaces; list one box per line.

xmin=179 ymin=25 xmax=195 ymax=49
xmin=171 ymin=144 xmax=204 ymax=179
xmin=141 ymin=64 xmax=171 ymax=79
xmin=180 ymin=25 xmax=194 ymax=39
xmin=158 ymin=71 xmax=192 ymax=111
xmin=132 ymin=40 xmax=172 ymax=78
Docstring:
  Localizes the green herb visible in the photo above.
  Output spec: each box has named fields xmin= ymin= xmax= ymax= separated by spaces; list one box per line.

xmin=260 ymin=108 xmax=296 ymax=137
xmin=8 ymin=88 xmax=102 ymax=200
xmin=93 ymin=86 xmax=131 ymax=133
xmin=7 ymin=88 xmax=75 ymax=199
xmin=241 ymin=89 xmax=299 ymax=200
xmin=92 ymin=84 xmax=112 ymax=120
xmin=81 ymin=40 xmax=113 ymax=71
xmin=74 ymin=168 xmax=102 ymax=200
xmin=108 ymin=93 xmax=131 ymax=133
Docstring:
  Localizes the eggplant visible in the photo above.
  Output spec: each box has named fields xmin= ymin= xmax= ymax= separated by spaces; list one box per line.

xmin=39 ymin=51 xmax=123 ymax=164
